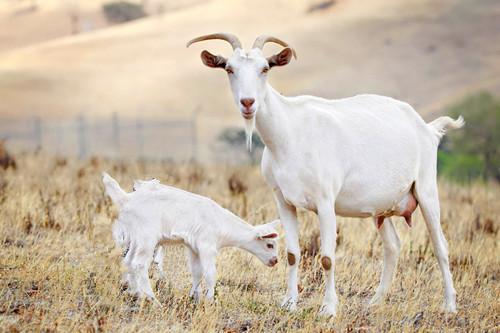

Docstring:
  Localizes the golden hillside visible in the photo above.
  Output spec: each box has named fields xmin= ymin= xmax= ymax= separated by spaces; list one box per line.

xmin=0 ymin=0 xmax=203 ymax=51
xmin=0 ymin=0 xmax=499 ymax=132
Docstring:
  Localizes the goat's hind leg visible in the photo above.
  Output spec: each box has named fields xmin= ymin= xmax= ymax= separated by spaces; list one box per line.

xmin=416 ymin=180 xmax=456 ymax=312
xmin=153 ymin=245 xmax=166 ymax=279
xmin=121 ymin=242 xmax=138 ymax=295
xmin=370 ymin=217 xmax=401 ymax=305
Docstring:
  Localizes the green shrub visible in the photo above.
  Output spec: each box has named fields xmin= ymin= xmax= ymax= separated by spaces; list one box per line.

xmin=441 ymin=92 xmax=500 ymax=182
xmin=218 ymin=128 xmax=264 ymax=164
xmin=102 ymin=1 xmax=146 ymax=23
xmin=437 ymin=151 xmax=484 ymax=182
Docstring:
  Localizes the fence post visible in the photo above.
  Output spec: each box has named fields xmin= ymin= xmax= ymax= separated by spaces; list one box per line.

xmin=136 ymin=118 xmax=144 ymax=159
xmin=191 ymin=108 xmax=199 ymax=162
xmin=33 ymin=116 xmax=42 ymax=150
xmin=55 ymin=122 xmax=63 ymax=156
xmin=77 ymin=114 xmax=87 ymax=159
xmin=112 ymin=112 xmax=120 ymax=157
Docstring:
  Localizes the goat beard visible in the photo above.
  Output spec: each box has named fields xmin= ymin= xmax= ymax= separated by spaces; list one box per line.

xmin=243 ymin=117 xmax=255 ymax=152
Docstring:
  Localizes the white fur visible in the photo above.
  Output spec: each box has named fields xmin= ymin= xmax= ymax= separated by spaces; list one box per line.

xmin=195 ymin=41 xmax=464 ymax=316
xmin=103 ymin=173 xmax=280 ymax=303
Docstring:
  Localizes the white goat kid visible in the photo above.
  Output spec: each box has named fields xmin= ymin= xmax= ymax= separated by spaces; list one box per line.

xmin=103 ymin=173 xmax=280 ymax=303
xmin=188 ymin=33 xmax=464 ymax=316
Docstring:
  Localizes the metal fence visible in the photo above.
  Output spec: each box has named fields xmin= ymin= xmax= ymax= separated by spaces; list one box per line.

xmin=0 ymin=113 xmax=198 ymax=161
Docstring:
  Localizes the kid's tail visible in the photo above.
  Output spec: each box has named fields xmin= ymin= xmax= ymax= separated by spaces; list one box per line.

xmin=428 ymin=115 xmax=465 ymax=140
xmin=102 ymin=172 xmax=128 ymax=209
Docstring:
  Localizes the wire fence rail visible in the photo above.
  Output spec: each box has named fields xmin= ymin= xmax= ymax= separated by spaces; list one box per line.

xmin=0 ymin=113 xmax=198 ymax=161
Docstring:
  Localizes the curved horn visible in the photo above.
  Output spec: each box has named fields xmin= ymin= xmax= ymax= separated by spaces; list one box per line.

xmin=186 ymin=33 xmax=242 ymax=50
xmin=252 ymin=35 xmax=297 ymax=59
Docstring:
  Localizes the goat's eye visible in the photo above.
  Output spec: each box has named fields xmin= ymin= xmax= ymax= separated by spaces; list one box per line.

xmin=266 ymin=243 xmax=274 ymax=249
xmin=262 ymin=67 xmax=269 ymax=74
xmin=226 ymin=67 xmax=234 ymax=74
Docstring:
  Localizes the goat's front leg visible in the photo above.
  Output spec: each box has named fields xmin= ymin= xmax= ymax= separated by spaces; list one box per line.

xmin=274 ymin=191 xmax=300 ymax=311
xmin=199 ymin=248 xmax=217 ymax=302
xmin=129 ymin=243 xmax=160 ymax=305
xmin=186 ymin=248 xmax=203 ymax=303
xmin=317 ymin=201 xmax=338 ymax=317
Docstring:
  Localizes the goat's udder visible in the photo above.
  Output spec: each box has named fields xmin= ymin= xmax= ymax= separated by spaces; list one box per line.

xmin=376 ymin=193 xmax=418 ymax=229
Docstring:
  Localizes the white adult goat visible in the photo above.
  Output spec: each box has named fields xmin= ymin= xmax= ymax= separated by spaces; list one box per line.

xmin=103 ymin=173 xmax=280 ymax=303
xmin=188 ymin=33 xmax=464 ymax=316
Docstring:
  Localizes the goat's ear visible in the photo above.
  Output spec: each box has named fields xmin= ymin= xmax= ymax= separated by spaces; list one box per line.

xmin=201 ymin=50 xmax=227 ymax=69
xmin=268 ymin=219 xmax=281 ymax=229
xmin=258 ymin=232 xmax=279 ymax=240
xmin=267 ymin=47 xmax=295 ymax=68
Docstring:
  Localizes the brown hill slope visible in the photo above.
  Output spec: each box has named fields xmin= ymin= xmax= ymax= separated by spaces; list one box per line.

xmin=0 ymin=0 xmax=205 ymax=52
xmin=0 ymin=0 xmax=499 ymax=126
xmin=0 ymin=0 xmax=108 ymax=52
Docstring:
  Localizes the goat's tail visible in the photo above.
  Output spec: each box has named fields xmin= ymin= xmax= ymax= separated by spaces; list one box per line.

xmin=102 ymin=172 xmax=128 ymax=209
xmin=427 ymin=115 xmax=465 ymax=140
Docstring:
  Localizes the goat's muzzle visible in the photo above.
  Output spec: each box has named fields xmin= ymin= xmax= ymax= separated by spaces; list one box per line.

xmin=268 ymin=257 xmax=278 ymax=267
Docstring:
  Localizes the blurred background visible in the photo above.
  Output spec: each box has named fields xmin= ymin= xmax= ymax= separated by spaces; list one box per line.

xmin=0 ymin=0 xmax=498 ymax=180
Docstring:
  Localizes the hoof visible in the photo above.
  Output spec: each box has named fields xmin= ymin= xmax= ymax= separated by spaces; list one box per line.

xmin=150 ymin=297 xmax=162 ymax=307
xmin=120 ymin=282 xmax=130 ymax=293
xmin=204 ymin=297 xmax=215 ymax=305
xmin=442 ymin=292 xmax=457 ymax=313
xmin=280 ymin=297 xmax=298 ymax=311
xmin=318 ymin=303 xmax=336 ymax=317
xmin=204 ymin=292 xmax=215 ymax=304
xmin=144 ymin=293 xmax=161 ymax=306
xmin=442 ymin=302 xmax=457 ymax=313
xmin=125 ymin=293 xmax=139 ymax=303
xmin=369 ymin=293 xmax=384 ymax=306
xmin=189 ymin=290 xmax=201 ymax=304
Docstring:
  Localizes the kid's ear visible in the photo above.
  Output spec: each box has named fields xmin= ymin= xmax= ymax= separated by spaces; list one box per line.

xmin=258 ymin=232 xmax=279 ymax=240
xmin=268 ymin=219 xmax=281 ymax=229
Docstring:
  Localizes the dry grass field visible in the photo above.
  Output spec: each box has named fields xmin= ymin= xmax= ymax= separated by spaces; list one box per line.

xmin=0 ymin=154 xmax=498 ymax=332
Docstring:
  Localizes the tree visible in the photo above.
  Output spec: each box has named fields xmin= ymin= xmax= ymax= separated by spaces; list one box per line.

xmin=218 ymin=128 xmax=264 ymax=164
xmin=102 ymin=1 xmax=147 ymax=24
xmin=444 ymin=92 xmax=500 ymax=181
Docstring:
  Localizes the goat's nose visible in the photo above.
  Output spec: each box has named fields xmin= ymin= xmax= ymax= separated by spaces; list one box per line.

xmin=240 ymin=98 xmax=255 ymax=108
xmin=269 ymin=257 xmax=278 ymax=266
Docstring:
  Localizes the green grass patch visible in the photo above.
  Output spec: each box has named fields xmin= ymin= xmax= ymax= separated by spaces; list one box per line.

xmin=437 ymin=151 xmax=484 ymax=182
